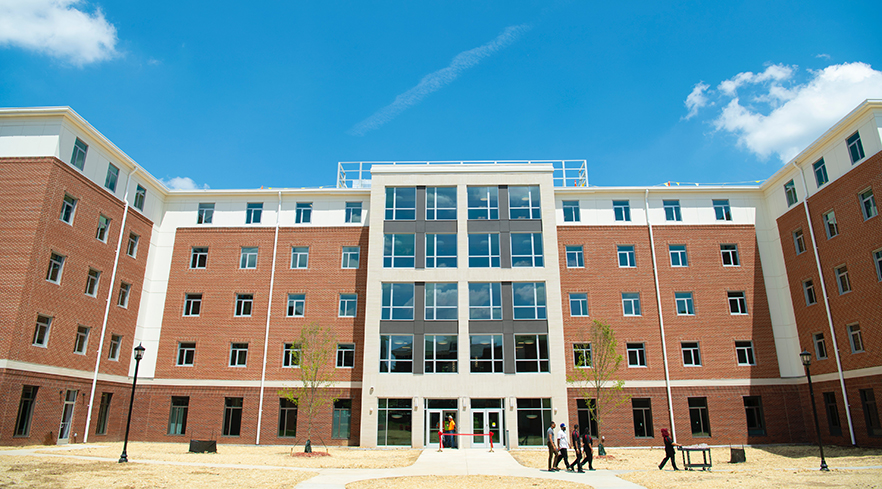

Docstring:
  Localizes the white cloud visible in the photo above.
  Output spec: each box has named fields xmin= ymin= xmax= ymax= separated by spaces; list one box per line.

xmin=0 ymin=0 xmax=118 ymax=66
xmin=717 ymin=64 xmax=795 ymax=96
xmin=683 ymin=82 xmax=710 ymax=120
xmin=349 ymin=24 xmax=532 ymax=136
xmin=162 ymin=176 xmax=210 ymax=190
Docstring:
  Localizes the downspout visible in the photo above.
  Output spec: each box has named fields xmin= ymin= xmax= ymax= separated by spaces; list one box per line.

xmin=644 ymin=189 xmax=676 ymax=440
xmin=84 ymin=167 xmax=137 ymax=443
xmin=793 ymin=161 xmax=856 ymax=445
xmin=256 ymin=190 xmax=282 ymax=444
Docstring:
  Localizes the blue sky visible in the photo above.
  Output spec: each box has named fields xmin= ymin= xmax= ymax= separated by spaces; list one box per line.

xmin=2 ymin=1 xmax=881 ymax=189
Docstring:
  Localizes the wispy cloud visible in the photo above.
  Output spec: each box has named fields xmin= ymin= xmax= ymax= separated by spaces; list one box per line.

xmin=162 ymin=176 xmax=210 ymax=190
xmin=348 ymin=24 xmax=532 ymax=136
xmin=0 ymin=0 xmax=118 ymax=66
xmin=683 ymin=82 xmax=710 ymax=120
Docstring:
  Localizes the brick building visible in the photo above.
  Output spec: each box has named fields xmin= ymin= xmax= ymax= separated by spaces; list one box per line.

xmin=0 ymin=101 xmax=879 ymax=448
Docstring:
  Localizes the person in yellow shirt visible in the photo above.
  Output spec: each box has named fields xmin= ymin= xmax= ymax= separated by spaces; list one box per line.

xmin=445 ymin=415 xmax=457 ymax=449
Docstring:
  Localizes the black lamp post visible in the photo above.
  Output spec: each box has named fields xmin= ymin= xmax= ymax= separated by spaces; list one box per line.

xmin=119 ymin=343 xmax=145 ymax=463
xmin=800 ymin=349 xmax=829 ymax=471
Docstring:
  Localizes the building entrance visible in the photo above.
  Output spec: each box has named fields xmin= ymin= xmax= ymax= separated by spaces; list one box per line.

xmin=424 ymin=399 xmax=458 ymax=448
xmin=471 ymin=399 xmax=504 ymax=448
xmin=58 ymin=390 xmax=77 ymax=444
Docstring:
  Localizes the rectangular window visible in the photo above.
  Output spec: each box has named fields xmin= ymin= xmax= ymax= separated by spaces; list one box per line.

xmin=835 ymin=265 xmax=851 ymax=294
xmin=183 ymin=293 xmax=202 ymax=316
xmin=14 ymin=386 xmax=39 ymax=437
xmin=108 ymin=334 xmax=122 ymax=360
xmin=784 ymin=179 xmax=798 ymax=206
xmin=96 ymin=392 xmax=112 ymax=435
xmin=283 ymin=343 xmax=301 ymax=368
xmin=613 ymin=200 xmax=631 ymax=221
xmin=512 ymin=282 xmax=546 ymax=320
xmin=728 ymin=291 xmax=748 ymax=315
xmin=333 ymin=399 xmax=352 ymax=439
xmin=509 ymin=186 xmax=541 ymax=219
xmin=287 ymin=294 xmax=305 ymax=317
xmin=617 ymin=245 xmax=636 ymax=267
xmin=682 ymin=342 xmax=701 ymax=366
xmin=467 ymin=186 xmax=499 ymax=220
xmin=469 ymin=282 xmax=502 ymax=320
xmin=379 ymin=335 xmax=413 ymax=373
xmin=33 ymin=315 xmax=51 ymax=346
xmin=235 ymin=294 xmax=253 ymax=317
xmin=669 ymin=245 xmax=688 ymax=267
xmin=385 ymin=188 xmax=416 ymax=220
xmin=632 ymin=398 xmax=653 ymax=438
xmin=744 ymin=396 xmax=766 ymax=435
xmin=813 ymin=158 xmax=829 ymax=187
xmin=823 ymin=210 xmax=839 ymax=238
xmin=425 ymin=335 xmax=458 ymax=373
xmin=342 ymin=246 xmax=360 ymax=269
xmin=127 ymin=233 xmax=139 ymax=258
xmin=627 ymin=342 xmax=646 ymax=367
xmin=85 ymin=268 xmax=101 ymax=296
xmin=511 ymin=232 xmax=544 ymax=267
xmin=814 ymin=332 xmax=828 ymax=360
xmin=675 ymin=292 xmax=695 ymax=315
xmin=875 ymin=250 xmax=882 ymax=281
xmin=381 ymin=283 xmax=414 ymax=320
xmin=515 ymin=334 xmax=549 ymax=372
xmin=345 ymin=201 xmax=362 ymax=223
xmin=468 ymin=233 xmax=500 ymax=268
xmin=46 ymin=252 xmax=65 ymax=283
xmin=197 ymin=203 xmax=214 ymax=224
xmin=735 ymin=340 xmax=755 ymax=365
xmin=563 ymin=200 xmax=580 ymax=222
xmin=74 ymin=326 xmax=90 ymax=354
xmin=847 ymin=131 xmax=865 ymax=164
xmin=425 ymin=234 xmax=457 ymax=268
xmin=339 ymin=294 xmax=357 ymax=317
xmin=336 ymin=343 xmax=355 ymax=368
xmin=848 ymin=324 xmax=864 ymax=353
xmin=721 ymin=244 xmax=740 ymax=266
xmin=565 ymin=245 xmax=584 ymax=268
xmin=803 ymin=280 xmax=817 ymax=305
xmin=60 ymin=194 xmax=77 ymax=223
xmin=470 ymin=334 xmax=503 ymax=373
xmin=295 ymin=202 xmax=312 ymax=223
xmin=168 ymin=397 xmax=189 ymax=435
xmin=105 ymin=164 xmax=119 ymax=192
xmin=223 ymin=398 xmax=243 ymax=436
xmin=134 ymin=185 xmax=146 ymax=211
xmin=71 ymin=138 xmax=88 ymax=170
xmin=664 ymin=200 xmax=682 ymax=221
xmin=278 ymin=398 xmax=298 ymax=437
xmin=377 ymin=398 xmax=414 ymax=446
xmin=384 ymin=234 xmax=415 ymax=268
xmin=622 ymin=292 xmax=641 ymax=316
xmin=425 ymin=283 xmax=457 ymax=320
xmin=859 ymin=389 xmax=882 ymax=436
xmin=688 ymin=397 xmax=711 ymax=436
xmin=426 ymin=187 xmax=456 ymax=220
xmin=859 ymin=189 xmax=877 ymax=220
xmin=245 ymin=202 xmax=263 ymax=224
xmin=793 ymin=229 xmax=806 ymax=254
xmin=569 ymin=293 xmax=589 ymax=317
xmin=713 ymin=199 xmax=732 ymax=221
xmin=117 ymin=282 xmax=131 ymax=308
xmin=240 ymin=247 xmax=258 ymax=269
xmin=229 ymin=343 xmax=248 ymax=367
xmin=96 ymin=215 xmax=111 ymax=242
xmin=177 ymin=342 xmax=195 ymax=366
xmin=573 ymin=343 xmax=591 ymax=368
xmin=190 ymin=247 xmax=208 ymax=269
xmin=824 ymin=392 xmax=842 ymax=436
xmin=291 ymin=246 xmax=309 ymax=269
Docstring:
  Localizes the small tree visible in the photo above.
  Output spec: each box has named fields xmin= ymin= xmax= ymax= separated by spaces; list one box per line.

xmin=568 ymin=319 xmax=630 ymax=455
xmin=279 ymin=322 xmax=337 ymax=453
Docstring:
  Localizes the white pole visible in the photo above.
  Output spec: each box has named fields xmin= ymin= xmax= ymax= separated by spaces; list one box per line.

xmin=255 ymin=190 xmax=282 ymax=444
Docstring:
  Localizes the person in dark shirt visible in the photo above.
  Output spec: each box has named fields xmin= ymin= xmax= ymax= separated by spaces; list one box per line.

xmin=659 ymin=428 xmax=680 ymax=470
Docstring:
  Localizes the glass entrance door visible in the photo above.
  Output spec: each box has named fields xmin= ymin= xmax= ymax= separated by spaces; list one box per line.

xmin=58 ymin=390 xmax=77 ymax=444
xmin=472 ymin=409 xmax=503 ymax=448
xmin=426 ymin=409 xmax=458 ymax=448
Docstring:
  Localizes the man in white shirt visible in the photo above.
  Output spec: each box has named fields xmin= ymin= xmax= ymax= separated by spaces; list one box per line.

xmin=553 ymin=423 xmax=572 ymax=471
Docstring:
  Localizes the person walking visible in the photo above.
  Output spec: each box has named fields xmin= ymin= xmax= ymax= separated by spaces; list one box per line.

xmin=571 ymin=424 xmax=584 ymax=473
xmin=546 ymin=421 xmax=558 ymax=471
xmin=658 ymin=428 xmax=680 ymax=470
xmin=554 ymin=423 xmax=572 ymax=471
xmin=580 ymin=427 xmax=595 ymax=471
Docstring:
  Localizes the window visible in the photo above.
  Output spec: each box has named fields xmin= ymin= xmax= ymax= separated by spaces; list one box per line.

xmin=183 ymin=293 xmax=202 ymax=316
xmin=85 ymin=269 xmax=101 ymax=296
xmin=803 ymin=280 xmax=817 ymax=306
xmin=515 ymin=334 xmax=549 ymax=372
xmin=240 ymin=247 xmax=258 ymax=269
xmin=379 ymin=335 xmax=413 ymax=373
xmin=381 ymin=283 xmax=414 ymax=320
xmin=134 ymin=185 xmax=146 ymax=211
xmin=295 ymin=202 xmax=312 ymax=223
xmin=470 ymin=335 xmax=503 ymax=373
xmin=569 ymin=293 xmax=589 ymax=317
xmin=425 ymin=335 xmax=458 ymax=373
xmin=287 ymin=294 xmax=305 ymax=317
xmin=336 ymin=343 xmax=355 ymax=368
xmin=627 ymin=343 xmax=646 ymax=367
xmin=682 ymin=342 xmax=701 ymax=366
xmin=177 ymin=342 xmax=195 ymax=366
xmin=467 ymin=186 xmax=498 ymax=220
xmin=168 ymin=397 xmax=189 ymax=435
xmin=14 ymin=386 xmax=39 ymax=437
xmin=105 ymin=164 xmax=119 ymax=192
xmin=468 ymin=233 xmax=500 ymax=268
xmin=223 ymin=398 xmax=243 ymax=436
xmin=291 ymin=246 xmax=309 ymax=269
xmin=426 ymin=187 xmax=456 ymax=220
xmin=245 ymin=202 xmax=263 ymax=224
xmin=425 ymin=234 xmax=456 ymax=268
xmin=664 ymin=200 xmax=682 ymax=221
xmin=425 ymin=283 xmax=457 ymax=320
xmin=622 ymin=292 xmax=641 ymax=316
xmin=342 ymin=246 xmax=360 ymax=269
xmin=345 ymin=201 xmax=362 ymax=223
xmin=793 ymin=229 xmax=806 ymax=255
xmin=823 ymin=210 xmax=839 ymax=238
xmin=60 ymin=194 xmax=77 ymax=223
xmin=669 ymin=245 xmax=688 ymax=267
xmin=875 ymin=250 xmax=882 ymax=281
xmin=847 ymin=131 xmax=865 ymax=164
xmin=835 ymin=265 xmax=851 ymax=294
xmin=573 ymin=343 xmax=591 ymax=368
xmin=384 ymin=234 xmax=415 ymax=268
xmin=377 ymin=398 xmax=413 ymax=446
xmin=563 ymin=201 xmax=580 ymax=222
xmin=469 ymin=282 xmax=502 ymax=320
xmin=197 ymin=203 xmax=214 ymax=224
xmin=859 ymin=389 xmax=881 ymax=436
xmin=744 ymin=396 xmax=766 ymax=436
xmin=688 ymin=397 xmax=711 ymax=436
xmin=632 ymin=398 xmax=653 ymax=438
xmin=71 ymin=138 xmax=88 ymax=170
xmin=824 ymin=392 xmax=842 ymax=436
xmin=675 ymin=292 xmax=694 ymax=315
xmin=515 ymin=398 xmax=553 ymax=445
xmin=333 ymin=399 xmax=351 ymax=439
xmin=235 ymin=294 xmax=253 ymax=317
xmin=385 ymin=188 xmax=416 ymax=220
xmin=46 ymin=252 xmax=65 ymax=283
xmin=278 ymin=398 xmax=298 ymax=437
xmin=813 ymin=158 xmax=828 ymax=187
xmin=728 ymin=291 xmax=748 ymax=315
xmin=713 ymin=199 xmax=732 ymax=221
xmin=339 ymin=294 xmax=357 ymax=317
xmin=108 ymin=334 xmax=122 ymax=360
xmin=565 ymin=245 xmax=584 ymax=268
xmin=283 ymin=343 xmax=301 ymax=367
xmin=96 ymin=392 xmax=112 ymax=435
xmin=613 ymin=200 xmax=631 ymax=221
xmin=859 ymin=189 xmax=877 ymax=220
xmin=848 ymin=324 xmax=864 ymax=353
xmin=721 ymin=244 xmax=740 ymax=266
xmin=814 ymin=332 xmax=828 ymax=360
xmin=513 ymin=282 xmax=546 ymax=320
xmin=74 ymin=326 xmax=90 ymax=354
xmin=190 ymin=247 xmax=208 ymax=269
xmin=509 ymin=185 xmax=541 ymax=219
xmin=230 ymin=343 xmax=248 ymax=367
xmin=617 ymin=245 xmax=636 ymax=267
xmin=96 ymin=215 xmax=111 ymax=242
xmin=31 ymin=315 xmax=52 ymax=347
xmin=117 ymin=282 xmax=131 ymax=308
xmin=511 ymin=233 xmax=544 ymax=267
xmin=735 ymin=341 xmax=755 ymax=365
xmin=127 ymin=233 xmax=139 ymax=257
xmin=784 ymin=179 xmax=798 ymax=206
